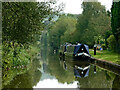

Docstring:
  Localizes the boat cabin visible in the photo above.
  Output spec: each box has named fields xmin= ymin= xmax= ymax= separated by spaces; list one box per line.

xmin=73 ymin=44 xmax=90 ymax=56
xmin=59 ymin=43 xmax=90 ymax=60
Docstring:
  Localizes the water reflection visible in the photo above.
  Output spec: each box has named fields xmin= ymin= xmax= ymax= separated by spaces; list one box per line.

xmin=3 ymin=49 xmax=120 ymax=89
xmin=59 ymin=56 xmax=120 ymax=88
xmin=74 ymin=65 xmax=90 ymax=78
xmin=60 ymin=57 xmax=97 ymax=78
xmin=43 ymin=54 xmax=75 ymax=84
xmin=62 ymin=60 xmax=91 ymax=78
xmin=112 ymin=75 xmax=120 ymax=88
xmin=3 ymin=58 xmax=42 ymax=88
xmin=34 ymin=79 xmax=78 ymax=88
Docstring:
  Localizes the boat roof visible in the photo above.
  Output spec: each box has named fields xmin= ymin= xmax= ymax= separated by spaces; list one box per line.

xmin=73 ymin=44 xmax=90 ymax=55
xmin=63 ymin=43 xmax=90 ymax=55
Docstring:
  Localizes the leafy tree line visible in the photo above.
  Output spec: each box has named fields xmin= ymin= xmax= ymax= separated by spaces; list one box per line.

xmin=2 ymin=1 xmax=62 ymax=70
xmin=111 ymin=1 xmax=120 ymax=52
xmin=48 ymin=14 xmax=77 ymax=51
xmin=2 ymin=2 xmax=58 ymax=44
xmin=48 ymin=1 xmax=111 ymax=51
xmin=75 ymin=2 xmax=111 ymax=47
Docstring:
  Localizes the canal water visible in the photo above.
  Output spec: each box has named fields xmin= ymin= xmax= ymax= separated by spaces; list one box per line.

xmin=3 ymin=49 xmax=120 ymax=89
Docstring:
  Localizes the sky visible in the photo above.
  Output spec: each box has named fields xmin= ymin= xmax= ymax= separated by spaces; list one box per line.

xmin=58 ymin=0 xmax=113 ymax=14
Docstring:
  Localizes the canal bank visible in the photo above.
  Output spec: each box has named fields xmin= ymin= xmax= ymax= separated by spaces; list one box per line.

xmin=90 ymin=57 xmax=120 ymax=76
xmin=89 ymin=49 xmax=120 ymax=76
xmin=2 ymin=43 xmax=41 ymax=88
xmin=89 ymin=49 xmax=119 ymax=64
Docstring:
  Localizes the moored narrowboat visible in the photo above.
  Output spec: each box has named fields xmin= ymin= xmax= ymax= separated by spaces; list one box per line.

xmin=59 ymin=43 xmax=91 ymax=60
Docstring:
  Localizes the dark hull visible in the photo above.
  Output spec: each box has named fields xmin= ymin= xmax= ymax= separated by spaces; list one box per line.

xmin=73 ymin=54 xmax=91 ymax=61
xmin=59 ymin=52 xmax=91 ymax=61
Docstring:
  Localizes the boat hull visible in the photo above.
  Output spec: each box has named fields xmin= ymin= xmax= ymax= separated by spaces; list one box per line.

xmin=73 ymin=54 xmax=91 ymax=61
xmin=60 ymin=52 xmax=91 ymax=61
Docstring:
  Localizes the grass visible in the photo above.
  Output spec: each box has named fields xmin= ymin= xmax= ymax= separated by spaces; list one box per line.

xmin=89 ymin=49 xmax=119 ymax=64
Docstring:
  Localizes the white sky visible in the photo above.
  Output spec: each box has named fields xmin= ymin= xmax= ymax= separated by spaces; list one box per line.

xmin=58 ymin=0 xmax=113 ymax=14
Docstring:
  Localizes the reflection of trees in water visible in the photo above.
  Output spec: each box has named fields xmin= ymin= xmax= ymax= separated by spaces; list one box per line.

xmin=3 ymin=58 xmax=42 ymax=88
xmin=40 ymin=31 xmax=48 ymax=61
xmin=41 ymin=47 xmax=47 ymax=61
xmin=46 ymin=54 xmax=75 ymax=84
xmin=40 ymin=47 xmax=120 ymax=88
xmin=44 ymin=53 xmax=119 ymax=88
xmin=112 ymin=75 xmax=120 ymax=89
xmin=2 ymin=67 xmax=27 ymax=87
xmin=77 ymin=67 xmax=114 ymax=88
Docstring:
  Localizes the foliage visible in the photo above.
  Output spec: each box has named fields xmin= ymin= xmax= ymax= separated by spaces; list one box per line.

xmin=2 ymin=2 xmax=60 ymax=44
xmin=107 ymin=35 xmax=117 ymax=51
xmin=101 ymin=44 xmax=106 ymax=50
xmin=48 ymin=15 xmax=77 ymax=51
xmin=48 ymin=1 xmax=111 ymax=50
xmin=67 ymin=13 xmax=79 ymax=19
xmin=2 ymin=1 xmax=64 ymax=88
xmin=2 ymin=67 xmax=27 ymax=87
xmin=94 ymin=35 xmax=105 ymax=44
xmin=105 ymin=30 xmax=112 ymax=47
xmin=75 ymin=1 xmax=111 ymax=46
xmin=2 ymin=58 xmax=41 ymax=88
xmin=2 ymin=41 xmax=40 ymax=88
xmin=2 ymin=41 xmax=39 ymax=70
xmin=60 ymin=16 xmax=77 ymax=43
xmin=111 ymin=1 xmax=120 ymax=53
xmin=111 ymin=1 xmax=120 ymax=42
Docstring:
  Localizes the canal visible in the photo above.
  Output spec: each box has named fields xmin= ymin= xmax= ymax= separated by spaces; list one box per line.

xmin=3 ymin=48 xmax=120 ymax=89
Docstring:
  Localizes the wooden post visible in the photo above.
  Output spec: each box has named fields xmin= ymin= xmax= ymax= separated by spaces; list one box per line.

xmin=94 ymin=44 xmax=96 ymax=55
xmin=94 ymin=47 xmax=96 ymax=55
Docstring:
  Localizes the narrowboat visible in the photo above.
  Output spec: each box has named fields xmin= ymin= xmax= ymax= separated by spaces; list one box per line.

xmin=59 ymin=43 xmax=91 ymax=60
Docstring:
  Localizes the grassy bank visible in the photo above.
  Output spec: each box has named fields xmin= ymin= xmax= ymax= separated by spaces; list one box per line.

xmin=2 ymin=41 xmax=40 ymax=87
xmin=2 ymin=42 xmax=39 ymax=70
xmin=89 ymin=49 xmax=119 ymax=64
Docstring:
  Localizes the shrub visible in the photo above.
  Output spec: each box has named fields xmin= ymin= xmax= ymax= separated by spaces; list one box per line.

xmin=101 ymin=44 xmax=106 ymax=50
xmin=2 ymin=41 xmax=30 ymax=70
xmin=107 ymin=35 xmax=116 ymax=51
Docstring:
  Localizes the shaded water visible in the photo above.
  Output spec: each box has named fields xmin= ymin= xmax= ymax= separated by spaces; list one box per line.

xmin=3 ymin=48 xmax=120 ymax=89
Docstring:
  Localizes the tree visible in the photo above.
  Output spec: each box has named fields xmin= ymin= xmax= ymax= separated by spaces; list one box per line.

xmin=76 ymin=1 xmax=111 ymax=47
xmin=107 ymin=35 xmax=116 ymax=51
xmin=2 ymin=1 xmax=60 ymax=45
xmin=60 ymin=16 xmax=77 ymax=44
xmin=111 ymin=1 xmax=120 ymax=52
xmin=48 ymin=15 xmax=77 ymax=51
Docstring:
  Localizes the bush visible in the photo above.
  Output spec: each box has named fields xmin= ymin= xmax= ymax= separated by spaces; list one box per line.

xmin=3 ymin=42 xmax=27 ymax=68
xmin=2 ymin=41 xmax=37 ymax=70
xmin=101 ymin=44 xmax=106 ymax=50
xmin=107 ymin=35 xmax=116 ymax=51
